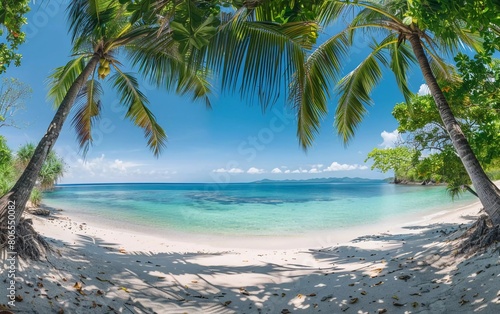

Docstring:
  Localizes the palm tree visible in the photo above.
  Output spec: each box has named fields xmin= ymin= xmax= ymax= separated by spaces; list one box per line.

xmin=287 ymin=0 xmax=500 ymax=227
xmin=0 ymin=0 xmax=211 ymax=253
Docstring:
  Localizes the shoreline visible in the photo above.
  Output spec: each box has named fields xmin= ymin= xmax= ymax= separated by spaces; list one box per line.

xmin=2 ymin=196 xmax=499 ymax=313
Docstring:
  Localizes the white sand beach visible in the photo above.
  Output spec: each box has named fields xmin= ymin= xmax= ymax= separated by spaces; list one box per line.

xmin=1 ymin=199 xmax=500 ymax=313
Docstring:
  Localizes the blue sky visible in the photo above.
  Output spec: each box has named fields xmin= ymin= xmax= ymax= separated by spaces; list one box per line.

xmin=1 ymin=1 xmax=430 ymax=184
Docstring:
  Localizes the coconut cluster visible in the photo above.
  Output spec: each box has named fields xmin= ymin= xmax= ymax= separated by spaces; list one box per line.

xmin=98 ymin=58 xmax=111 ymax=79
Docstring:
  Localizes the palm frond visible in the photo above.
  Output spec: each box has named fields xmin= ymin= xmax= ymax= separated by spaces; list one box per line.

xmin=67 ymin=0 xmax=119 ymax=43
xmin=335 ymin=39 xmax=389 ymax=143
xmin=389 ymin=40 xmax=415 ymax=103
xmin=47 ymin=56 xmax=87 ymax=106
xmin=71 ymin=78 xmax=103 ymax=154
xmin=206 ymin=10 xmax=307 ymax=109
xmin=110 ymin=68 xmax=166 ymax=156
xmin=290 ymin=32 xmax=350 ymax=149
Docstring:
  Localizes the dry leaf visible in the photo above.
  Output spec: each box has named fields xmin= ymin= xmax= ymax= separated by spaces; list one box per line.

xmin=360 ymin=291 xmax=367 ymax=295
xmin=223 ymin=300 xmax=232 ymax=306
xmin=73 ymin=282 xmax=82 ymax=290
xmin=15 ymin=295 xmax=23 ymax=302
xmin=308 ymin=293 xmax=317 ymax=297
xmin=349 ymin=298 xmax=358 ymax=304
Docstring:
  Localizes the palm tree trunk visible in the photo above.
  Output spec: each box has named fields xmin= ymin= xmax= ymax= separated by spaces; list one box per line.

xmin=408 ymin=34 xmax=500 ymax=225
xmin=0 ymin=54 xmax=100 ymax=225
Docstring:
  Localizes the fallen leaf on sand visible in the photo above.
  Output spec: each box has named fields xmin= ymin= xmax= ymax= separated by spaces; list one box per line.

xmin=239 ymin=288 xmax=250 ymax=296
xmin=191 ymin=280 xmax=198 ymax=284
xmin=378 ymin=309 xmax=387 ymax=314
xmin=96 ymin=290 xmax=104 ymax=296
xmin=223 ymin=301 xmax=232 ymax=306
xmin=57 ymin=309 xmax=64 ymax=314
xmin=37 ymin=282 xmax=44 ymax=288
xmin=459 ymin=299 xmax=469 ymax=306
xmin=360 ymin=291 xmax=367 ymax=295
xmin=308 ymin=293 xmax=317 ymax=297
xmin=119 ymin=287 xmax=130 ymax=293
xmin=392 ymin=295 xmax=399 ymax=300
xmin=393 ymin=302 xmax=405 ymax=307
xmin=15 ymin=295 xmax=23 ymax=302
xmin=349 ymin=297 xmax=358 ymax=304
xmin=373 ymin=281 xmax=384 ymax=286
xmin=412 ymin=302 xmax=419 ymax=308
xmin=73 ymin=282 xmax=82 ymax=290
xmin=297 ymin=294 xmax=303 ymax=299
xmin=119 ymin=248 xmax=126 ymax=254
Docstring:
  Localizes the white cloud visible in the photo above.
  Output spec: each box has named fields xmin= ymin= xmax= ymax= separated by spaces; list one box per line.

xmin=228 ymin=168 xmax=244 ymax=174
xmin=212 ymin=167 xmax=244 ymax=174
xmin=247 ymin=167 xmax=265 ymax=174
xmin=213 ymin=168 xmax=227 ymax=173
xmin=271 ymin=168 xmax=282 ymax=174
xmin=309 ymin=168 xmax=321 ymax=174
xmin=284 ymin=170 xmax=291 ymax=174
xmin=323 ymin=162 xmax=368 ymax=172
xmin=291 ymin=169 xmax=301 ymax=174
xmin=380 ymin=130 xmax=399 ymax=148
xmin=311 ymin=164 xmax=324 ymax=169
xmin=417 ymin=84 xmax=430 ymax=96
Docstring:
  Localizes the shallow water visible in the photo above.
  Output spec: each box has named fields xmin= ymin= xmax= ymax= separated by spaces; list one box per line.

xmin=43 ymin=182 xmax=476 ymax=236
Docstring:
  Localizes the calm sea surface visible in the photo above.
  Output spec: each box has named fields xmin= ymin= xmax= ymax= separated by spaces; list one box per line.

xmin=42 ymin=182 xmax=476 ymax=236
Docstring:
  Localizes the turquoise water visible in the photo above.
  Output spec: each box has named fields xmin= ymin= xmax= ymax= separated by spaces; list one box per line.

xmin=42 ymin=182 xmax=476 ymax=236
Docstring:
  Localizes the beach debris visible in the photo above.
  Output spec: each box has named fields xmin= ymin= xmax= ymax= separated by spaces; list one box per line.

xmin=321 ymin=294 xmax=333 ymax=301
xmin=281 ymin=309 xmax=291 ymax=314
xmin=392 ymin=295 xmax=399 ymax=300
xmin=349 ymin=297 xmax=359 ymax=304
xmin=239 ymin=288 xmax=250 ymax=296
xmin=223 ymin=300 xmax=232 ymax=306
xmin=191 ymin=280 xmax=198 ymax=284
xmin=378 ymin=309 xmax=387 ymax=314
xmin=459 ymin=298 xmax=469 ymax=305
xmin=96 ymin=290 xmax=104 ymax=296
xmin=360 ymin=291 xmax=367 ymax=295
xmin=282 ymin=293 xmax=286 ymax=297
xmin=37 ymin=282 xmax=44 ymax=288
xmin=96 ymin=277 xmax=115 ymax=285
xmin=297 ymin=294 xmax=303 ymax=299
xmin=373 ymin=281 xmax=384 ymax=286
xmin=119 ymin=248 xmax=126 ymax=254
xmin=57 ymin=309 xmax=65 ymax=314
xmin=73 ymin=282 xmax=86 ymax=296
xmin=393 ymin=302 xmax=406 ymax=307
xmin=14 ymin=295 xmax=23 ymax=302
xmin=398 ymin=275 xmax=411 ymax=281
xmin=119 ymin=287 xmax=130 ymax=293
xmin=308 ymin=293 xmax=317 ymax=297
xmin=412 ymin=302 xmax=419 ymax=308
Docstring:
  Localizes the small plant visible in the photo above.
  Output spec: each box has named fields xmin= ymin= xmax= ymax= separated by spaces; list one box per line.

xmin=30 ymin=188 xmax=42 ymax=207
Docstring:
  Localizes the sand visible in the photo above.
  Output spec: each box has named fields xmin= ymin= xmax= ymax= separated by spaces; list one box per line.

xmin=1 ymin=199 xmax=500 ymax=313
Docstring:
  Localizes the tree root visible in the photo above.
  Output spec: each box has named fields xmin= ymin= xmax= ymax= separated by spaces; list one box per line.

xmin=458 ymin=215 xmax=500 ymax=255
xmin=1 ymin=218 xmax=50 ymax=260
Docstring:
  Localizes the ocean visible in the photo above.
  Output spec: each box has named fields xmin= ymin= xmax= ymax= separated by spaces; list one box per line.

xmin=42 ymin=181 xmax=477 ymax=237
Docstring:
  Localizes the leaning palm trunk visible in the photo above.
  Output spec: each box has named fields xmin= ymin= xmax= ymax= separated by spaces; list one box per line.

xmin=0 ymin=55 xmax=100 ymax=229
xmin=408 ymin=35 xmax=500 ymax=225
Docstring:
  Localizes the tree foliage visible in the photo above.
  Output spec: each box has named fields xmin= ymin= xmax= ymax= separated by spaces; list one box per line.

xmin=0 ymin=0 xmax=30 ymax=73
xmin=369 ymin=56 xmax=500 ymax=197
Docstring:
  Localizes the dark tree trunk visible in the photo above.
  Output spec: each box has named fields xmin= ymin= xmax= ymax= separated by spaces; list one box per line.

xmin=0 ymin=55 xmax=100 ymax=226
xmin=408 ymin=34 xmax=500 ymax=225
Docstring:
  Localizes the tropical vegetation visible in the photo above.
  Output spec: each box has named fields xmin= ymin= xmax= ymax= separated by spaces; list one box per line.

xmin=0 ymin=0 xmax=30 ymax=73
xmin=2 ymin=0 xmax=500 ymax=258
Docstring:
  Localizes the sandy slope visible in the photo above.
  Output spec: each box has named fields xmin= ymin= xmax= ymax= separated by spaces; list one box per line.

xmin=1 ymin=200 xmax=500 ymax=313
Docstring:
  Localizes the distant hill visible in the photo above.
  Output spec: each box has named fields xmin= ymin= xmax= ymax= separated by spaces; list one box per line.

xmin=252 ymin=177 xmax=386 ymax=184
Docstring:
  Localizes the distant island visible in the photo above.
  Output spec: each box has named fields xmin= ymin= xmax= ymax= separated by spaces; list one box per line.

xmin=252 ymin=177 xmax=387 ymax=184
